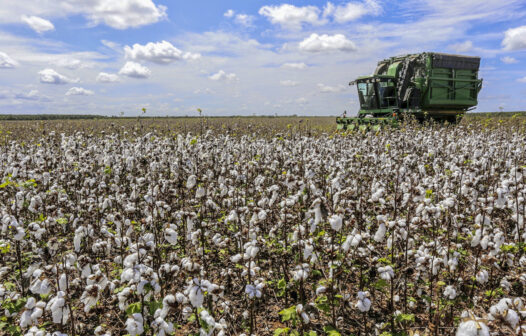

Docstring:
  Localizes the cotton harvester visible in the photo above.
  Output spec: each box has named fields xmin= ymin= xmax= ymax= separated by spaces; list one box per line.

xmin=336 ymin=52 xmax=483 ymax=130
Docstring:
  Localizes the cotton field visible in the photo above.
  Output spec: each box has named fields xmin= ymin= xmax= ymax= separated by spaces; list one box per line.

xmin=0 ymin=118 xmax=525 ymax=336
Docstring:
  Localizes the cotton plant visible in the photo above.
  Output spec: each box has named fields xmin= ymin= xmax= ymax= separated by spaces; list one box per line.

xmin=46 ymin=291 xmax=69 ymax=324
xmin=1 ymin=120 xmax=526 ymax=335
xmin=20 ymin=297 xmax=46 ymax=328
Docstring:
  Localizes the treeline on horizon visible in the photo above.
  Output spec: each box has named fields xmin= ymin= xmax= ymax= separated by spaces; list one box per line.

xmin=0 ymin=111 xmax=524 ymax=121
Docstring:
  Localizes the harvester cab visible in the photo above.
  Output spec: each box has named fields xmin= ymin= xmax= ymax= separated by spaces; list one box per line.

xmin=337 ymin=52 xmax=483 ymax=130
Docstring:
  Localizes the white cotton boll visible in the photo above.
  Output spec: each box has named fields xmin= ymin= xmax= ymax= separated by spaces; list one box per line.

xmin=195 ymin=186 xmax=205 ymax=198
xmin=175 ymin=292 xmax=187 ymax=304
xmin=26 ymin=297 xmax=36 ymax=309
xmin=24 ymin=326 xmax=46 ymax=336
xmin=329 ymin=215 xmax=342 ymax=232
xmin=476 ymin=270 xmax=488 ymax=284
xmin=186 ymin=175 xmax=197 ymax=189
xmin=153 ymin=316 xmax=174 ymax=336
xmin=505 ymin=309 xmax=519 ymax=328
xmin=230 ymin=254 xmax=242 ymax=263
xmin=443 ymin=285 xmax=457 ymax=299
xmin=386 ymin=236 xmax=393 ymax=250
xmin=471 ymin=229 xmax=481 ymax=247
xmin=374 ymin=223 xmax=386 ymax=242
xmin=14 ymin=226 xmax=25 ymax=240
xmin=225 ymin=210 xmax=238 ymax=223
xmin=512 ymin=298 xmax=523 ymax=311
xmin=444 ymin=197 xmax=455 ymax=208
xmin=456 ymin=311 xmax=489 ymax=336
xmin=342 ymin=233 xmax=361 ymax=252
xmin=378 ymin=266 xmax=394 ymax=281
xmin=243 ymin=241 xmax=259 ymax=259
xmin=81 ymin=285 xmax=100 ymax=313
xmin=189 ymin=284 xmax=204 ymax=308
xmin=480 ymin=235 xmax=489 ymax=250
xmin=164 ymin=225 xmax=178 ymax=245
xmin=245 ymin=283 xmax=263 ymax=299
xmin=293 ymin=264 xmax=310 ymax=281
xmin=125 ymin=313 xmax=144 ymax=336
xmin=316 ymin=286 xmax=326 ymax=295
xmin=20 ymin=310 xmax=32 ymax=328
xmin=331 ymin=176 xmax=341 ymax=190
xmin=356 ymin=291 xmax=371 ymax=312
xmin=303 ymin=244 xmax=314 ymax=260
xmin=47 ymin=291 xmax=68 ymax=324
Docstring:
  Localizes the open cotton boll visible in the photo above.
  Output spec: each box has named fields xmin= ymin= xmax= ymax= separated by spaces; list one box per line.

xmin=230 ymin=254 xmax=242 ymax=263
xmin=188 ymin=279 xmax=204 ymax=308
xmin=245 ymin=283 xmax=264 ymax=299
xmin=378 ymin=266 xmax=394 ymax=281
xmin=342 ymin=232 xmax=362 ymax=252
xmin=316 ymin=286 xmax=326 ymax=295
xmin=23 ymin=326 xmax=47 ymax=336
xmin=125 ymin=313 xmax=144 ymax=336
xmin=14 ymin=226 xmax=25 ymax=240
xmin=329 ymin=215 xmax=342 ymax=232
xmin=195 ymin=186 xmax=205 ymax=198
xmin=374 ymin=223 xmax=386 ymax=242
xmin=243 ymin=241 xmax=259 ymax=259
xmin=355 ymin=291 xmax=371 ymax=312
xmin=186 ymin=175 xmax=197 ymax=189
xmin=303 ymin=243 xmax=314 ymax=260
xmin=443 ymin=285 xmax=457 ymax=299
xmin=81 ymin=284 xmax=100 ymax=312
xmin=489 ymin=298 xmax=520 ymax=328
xmin=164 ymin=224 xmax=178 ymax=245
xmin=296 ymin=304 xmax=310 ymax=324
xmin=293 ymin=264 xmax=310 ymax=281
xmin=476 ymin=270 xmax=489 ymax=284
xmin=456 ymin=311 xmax=489 ymax=336
xmin=46 ymin=291 xmax=69 ymax=324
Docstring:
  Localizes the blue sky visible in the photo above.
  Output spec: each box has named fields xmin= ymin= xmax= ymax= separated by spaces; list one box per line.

xmin=0 ymin=0 xmax=525 ymax=116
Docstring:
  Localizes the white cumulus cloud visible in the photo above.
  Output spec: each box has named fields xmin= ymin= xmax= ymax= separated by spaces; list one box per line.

xmin=53 ymin=58 xmax=84 ymax=70
xmin=299 ymin=33 xmax=357 ymax=52
xmin=259 ymin=1 xmax=381 ymax=29
xmin=224 ymin=9 xmax=235 ymax=18
xmin=0 ymin=52 xmax=18 ymax=68
xmin=501 ymin=56 xmax=518 ymax=64
xmin=21 ymin=15 xmax=55 ymax=33
xmin=2 ymin=0 xmax=167 ymax=29
xmin=259 ymin=4 xmax=324 ymax=30
xmin=331 ymin=0 xmax=382 ymax=23
xmin=14 ymin=89 xmax=50 ymax=101
xmin=118 ymin=62 xmax=151 ymax=78
xmin=84 ymin=0 xmax=166 ymax=29
xmin=280 ymin=80 xmax=299 ymax=87
xmin=282 ymin=62 xmax=307 ymax=70
xmin=502 ymin=26 xmax=526 ymax=51
xmin=234 ymin=14 xmax=255 ymax=27
xmin=209 ymin=70 xmax=238 ymax=81
xmin=448 ymin=40 xmax=473 ymax=53
xmin=124 ymin=40 xmax=201 ymax=64
xmin=66 ymin=87 xmax=94 ymax=96
xmin=96 ymin=72 xmax=120 ymax=83
xmin=296 ymin=97 xmax=308 ymax=104
xmin=38 ymin=68 xmax=79 ymax=84
xmin=518 ymin=76 xmax=526 ymax=83
xmin=318 ymin=83 xmax=346 ymax=93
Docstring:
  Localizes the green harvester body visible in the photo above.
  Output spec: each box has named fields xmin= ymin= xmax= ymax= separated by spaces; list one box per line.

xmin=337 ymin=52 xmax=483 ymax=130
